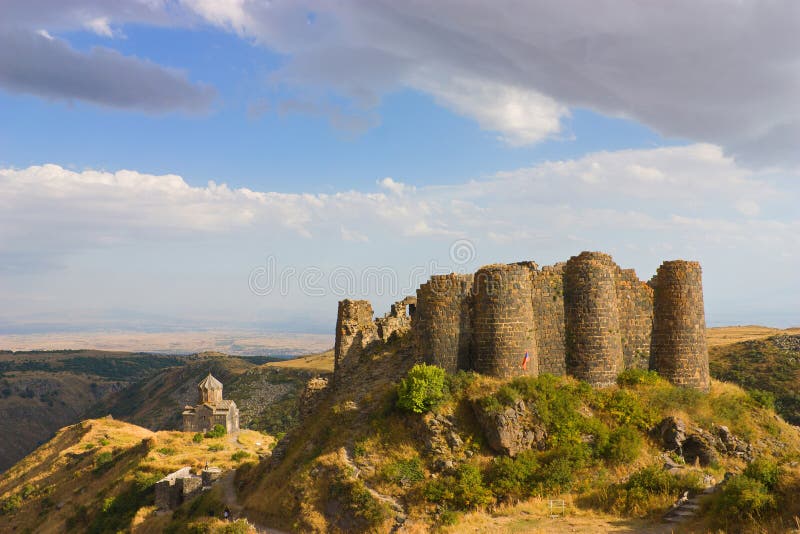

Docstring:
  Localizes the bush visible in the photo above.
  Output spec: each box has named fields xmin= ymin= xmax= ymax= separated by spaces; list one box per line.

xmin=94 ymin=451 xmax=114 ymax=471
xmin=396 ymin=364 xmax=448 ymax=414
xmin=382 ymin=457 xmax=425 ymax=487
xmin=192 ymin=433 xmax=204 ymax=443
xmin=617 ymin=369 xmax=662 ymax=387
xmin=742 ymin=458 xmax=780 ymax=490
xmin=207 ymin=444 xmax=224 ymax=452
xmin=231 ymin=450 xmax=250 ymax=462
xmin=712 ymin=475 xmax=777 ymax=521
xmin=603 ymin=425 xmax=642 ymax=464
xmin=205 ymin=424 xmax=227 ymax=439
xmin=157 ymin=447 xmax=177 ymax=456
xmin=748 ymin=389 xmax=776 ymax=410
xmin=425 ymin=463 xmax=493 ymax=510
xmin=488 ymin=451 xmax=539 ymax=500
xmin=330 ymin=477 xmax=390 ymax=529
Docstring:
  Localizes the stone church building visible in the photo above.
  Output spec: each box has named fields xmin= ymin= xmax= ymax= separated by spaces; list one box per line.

xmin=182 ymin=373 xmax=240 ymax=433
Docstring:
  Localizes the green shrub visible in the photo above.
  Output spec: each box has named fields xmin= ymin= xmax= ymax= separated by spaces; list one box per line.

xmin=205 ymin=424 xmax=226 ymax=438
xmin=425 ymin=463 xmax=493 ymax=510
xmin=192 ymin=433 xmax=204 ymax=443
xmin=603 ymin=425 xmax=642 ymax=464
xmin=157 ymin=447 xmax=177 ymax=456
xmin=603 ymin=389 xmax=658 ymax=430
xmin=488 ymin=451 xmax=539 ymax=500
xmin=231 ymin=450 xmax=250 ymax=462
xmin=747 ymin=389 xmax=776 ymax=410
xmin=617 ymin=369 xmax=662 ymax=387
xmin=712 ymin=475 xmax=777 ymax=521
xmin=1 ymin=494 xmax=22 ymax=515
xmin=207 ymin=444 xmax=224 ymax=452
xmin=382 ymin=457 xmax=425 ymax=487
xmin=94 ymin=451 xmax=114 ymax=471
xmin=99 ymin=438 xmax=110 ymax=446
xmin=742 ymin=458 xmax=780 ymax=490
xmin=396 ymin=364 xmax=448 ymax=414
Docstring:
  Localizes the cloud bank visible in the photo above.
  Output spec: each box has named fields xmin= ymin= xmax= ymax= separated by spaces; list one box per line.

xmin=181 ymin=0 xmax=800 ymax=164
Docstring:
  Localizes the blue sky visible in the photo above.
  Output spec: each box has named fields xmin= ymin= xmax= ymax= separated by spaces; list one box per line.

xmin=1 ymin=1 xmax=799 ymax=335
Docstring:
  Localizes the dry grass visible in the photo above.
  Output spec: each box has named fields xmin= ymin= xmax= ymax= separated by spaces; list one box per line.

xmin=443 ymin=497 xmax=676 ymax=533
xmin=707 ymin=325 xmax=800 ymax=347
xmin=0 ymin=417 xmax=272 ymax=533
xmin=265 ymin=348 xmax=335 ymax=372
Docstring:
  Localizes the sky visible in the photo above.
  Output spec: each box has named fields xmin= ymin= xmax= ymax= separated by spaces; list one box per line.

xmin=1 ymin=0 xmax=799 ymax=335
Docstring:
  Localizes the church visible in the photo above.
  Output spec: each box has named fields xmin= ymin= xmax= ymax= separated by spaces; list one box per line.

xmin=182 ymin=373 xmax=240 ymax=433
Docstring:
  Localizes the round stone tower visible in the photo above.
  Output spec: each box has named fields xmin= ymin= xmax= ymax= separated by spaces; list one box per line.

xmin=470 ymin=263 xmax=537 ymax=378
xmin=414 ymin=273 xmax=473 ymax=373
xmin=563 ymin=252 xmax=624 ymax=386
xmin=198 ymin=373 xmax=223 ymax=404
xmin=650 ymin=260 xmax=710 ymax=391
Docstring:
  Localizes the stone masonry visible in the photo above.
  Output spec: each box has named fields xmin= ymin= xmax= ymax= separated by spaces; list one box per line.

xmin=414 ymin=273 xmax=473 ymax=373
xmin=564 ymin=252 xmax=625 ymax=387
xmin=650 ymin=261 xmax=710 ymax=392
xmin=333 ymin=251 xmax=709 ymax=391
xmin=471 ymin=263 xmax=538 ymax=378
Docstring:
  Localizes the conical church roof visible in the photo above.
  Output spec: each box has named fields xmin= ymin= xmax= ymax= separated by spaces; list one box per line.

xmin=198 ymin=373 xmax=223 ymax=390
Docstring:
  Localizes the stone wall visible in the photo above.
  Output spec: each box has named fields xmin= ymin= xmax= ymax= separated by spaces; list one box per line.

xmin=531 ymin=263 xmax=567 ymax=375
xmin=650 ymin=260 xmax=710 ymax=391
xmin=333 ymin=299 xmax=378 ymax=387
xmin=471 ymin=264 xmax=538 ymax=378
xmin=415 ymin=273 xmax=473 ymax=373
xmin=615 ymin=268 xmax=654 ymax=370
xmin=333 ymin=251 xmax=709 ymax=392
xmin=563 ymin=252 xmax=624 ymax=387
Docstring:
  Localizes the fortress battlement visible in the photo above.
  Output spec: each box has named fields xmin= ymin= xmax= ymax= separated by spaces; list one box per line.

xmin=333 ymin=251 xmax=710 ymax=392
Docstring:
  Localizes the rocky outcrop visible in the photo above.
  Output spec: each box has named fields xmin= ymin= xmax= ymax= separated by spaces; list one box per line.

xmin=651 ymin=416 xmax=752 ymax=466
xmin=472 ymin=399 xmax=547 ymax=457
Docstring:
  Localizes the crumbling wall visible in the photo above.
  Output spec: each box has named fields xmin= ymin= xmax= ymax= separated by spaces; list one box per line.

xmin=375 ymin=298 xmax=415 ymax=342
xmin=333 ymin=299 xmax=378 ymax=387
xmin=298 ymin=376 xmax=330 ymax=421
xmin=414 ymin=273 xmax=473 ymax=373
xmin=650 ymin=260 xmax=710 ymax=391
xmin=531 ymin=263 xmax=567 ymax=375
xmin=563 ymin=252 xmax=624 ymax=387
xmin=471 ymin=263 xmax=538 ymax=378
xmin=615 ymin=268 xmax=654 ymax=370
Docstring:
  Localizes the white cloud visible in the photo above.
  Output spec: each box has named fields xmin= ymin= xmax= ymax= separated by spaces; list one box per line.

xmin=85 ymin=17 xmax=114 ymax=37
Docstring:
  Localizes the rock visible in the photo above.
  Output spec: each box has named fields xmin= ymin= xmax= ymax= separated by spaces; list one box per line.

xmin=682 ymin=434 xmax=718 ymax=467
xmin=473 ymin=398 xmax=547 ymax=456
xmin=652 ymin=416 xmax=687 ymax=451
xmin=298 ymin=376 xmax=330 ymax=421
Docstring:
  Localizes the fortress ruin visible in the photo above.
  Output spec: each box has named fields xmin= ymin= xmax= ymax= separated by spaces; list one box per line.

xmin=334 ymin=251 xmax=710 ymax=391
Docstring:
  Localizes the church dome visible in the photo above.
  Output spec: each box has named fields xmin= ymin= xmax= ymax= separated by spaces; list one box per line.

xmin=198 ymin=373 xmax=223 ymax=390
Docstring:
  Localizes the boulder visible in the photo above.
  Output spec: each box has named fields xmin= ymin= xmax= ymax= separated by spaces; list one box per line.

xmin=472 ymin=399 xmax=547 ymax=457
xmin=651 ymin=416 xmax=687 ymax=451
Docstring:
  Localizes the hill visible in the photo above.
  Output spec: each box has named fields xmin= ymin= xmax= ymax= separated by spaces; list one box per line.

xmin=93 ymin=352 xmax=331 ymax=437
xmin=0 ymin=350 xmax=186 ymax=471
xmin=0 ymin=417 xmax=271 ymax=533
xmin=192 ymin=332 xmax=799 ymax=534
xmin=709 ymin=333 xmax=800 ymax=426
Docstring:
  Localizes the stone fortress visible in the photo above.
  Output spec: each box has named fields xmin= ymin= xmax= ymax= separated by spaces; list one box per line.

xmin=334 ymin=251 xmax=710 ymax=391
xmin=182 ymin=373 xmax=240 ymax=433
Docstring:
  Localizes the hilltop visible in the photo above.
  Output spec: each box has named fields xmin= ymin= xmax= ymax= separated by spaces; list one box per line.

xmin=0 ymin=417 xmax=271 ymax=533
xmin=206 ymin=332 xmax=800 ymax=533
xmin=0 ymin=350 xmax=186 ymax=471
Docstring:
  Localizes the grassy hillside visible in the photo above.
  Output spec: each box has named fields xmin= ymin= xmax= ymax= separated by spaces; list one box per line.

xmin=213 ymin=333 xmax=800 ymax=534
xmin=0 ymin=350 xmax=187 ymax=472
xmin=0 ymin=417 xmax=271 ymax=533
xmin=709 ymin=333 xmax=800 ymax=426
